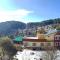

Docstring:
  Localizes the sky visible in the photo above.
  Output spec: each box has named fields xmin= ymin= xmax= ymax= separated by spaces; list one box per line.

xmin=0 ymin=0 xmax=60 ymax=23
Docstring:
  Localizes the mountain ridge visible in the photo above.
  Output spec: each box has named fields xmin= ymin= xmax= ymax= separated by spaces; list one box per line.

xmin=0 ymin=18 xmax=60 ymax=35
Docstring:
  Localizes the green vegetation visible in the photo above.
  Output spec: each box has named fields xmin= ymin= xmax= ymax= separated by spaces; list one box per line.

xmin=27 ymin=18 xmax=60 ymax=28
xmin=0 ymin=18 xmax=59 ymax=35
xmin=8 ymin=35 xmax=15 ymax=39
xmin=0 ymin=36 xmax=17 ymax=60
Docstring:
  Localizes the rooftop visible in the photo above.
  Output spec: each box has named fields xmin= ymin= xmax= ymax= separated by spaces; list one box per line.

xmin=14 ymin=36 xmax=23 ymax=42
xmin=23 ymin=36 xmax=38 ymax=39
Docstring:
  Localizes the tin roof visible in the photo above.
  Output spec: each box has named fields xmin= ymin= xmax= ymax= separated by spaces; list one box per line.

xmin=14 ymin=36 xmax=23 ymax=42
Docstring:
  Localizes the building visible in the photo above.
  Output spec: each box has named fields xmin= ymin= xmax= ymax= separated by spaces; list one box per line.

xmin=13 ymin=29 xmax=59 ymax=50
xmin=23 ymin=29 xmax=54 ymax=50
xmin=54 ymin=30 xmax=60 ymax=49
xmin=23 ymin=36 xmax=47 ymax=50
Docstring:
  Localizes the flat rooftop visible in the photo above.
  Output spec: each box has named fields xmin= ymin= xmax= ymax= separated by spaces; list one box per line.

xmin=23 ymin=36 xmax=38 ymax=39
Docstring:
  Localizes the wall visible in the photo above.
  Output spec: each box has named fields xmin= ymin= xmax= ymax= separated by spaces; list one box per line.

xmin=23 ymin=41 xmax=54 ymax=49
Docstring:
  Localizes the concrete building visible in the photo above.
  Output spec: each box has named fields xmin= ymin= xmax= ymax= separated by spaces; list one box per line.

xmin=54 ymin=30 xmax=60 ymax=49
xmin=23 ymin=29 xmax=54 ymax=50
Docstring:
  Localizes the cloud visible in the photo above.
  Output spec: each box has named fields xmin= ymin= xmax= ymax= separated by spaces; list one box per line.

xmin=0 ymin=9 xmax=32 ymax=23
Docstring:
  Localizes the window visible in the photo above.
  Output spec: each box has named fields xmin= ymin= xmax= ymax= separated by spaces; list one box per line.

xmin=55 ymin=42 xmax=58 ymax=46
xmin=55 ymin=35 xmax=60 ymax=40
xmin=55 ymin=37 xmax=57 ymax=40
xmin=33 ymin=43 xmax=36 ymax=46
xmin=59 ymin=42 xmax=60 ymax=46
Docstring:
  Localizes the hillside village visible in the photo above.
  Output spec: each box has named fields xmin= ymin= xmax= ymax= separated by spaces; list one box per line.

xmin=13 ymin=23 xmax=60 ymax=60
xmin=13 ymin=27 xmax=60 ymax=50
xmin=1 ymin=0 xmax=60 ymax=59
xmin=0 ymin=19 xmax=60 ymax=60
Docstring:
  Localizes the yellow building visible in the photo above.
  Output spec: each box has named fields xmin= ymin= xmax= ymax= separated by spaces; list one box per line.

xmin=37 ymin=28 xmax=46 ymax=39
xmin=36 ymin=29 xmax=54 ymax=50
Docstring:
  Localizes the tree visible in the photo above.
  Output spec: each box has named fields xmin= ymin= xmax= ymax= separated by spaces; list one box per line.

xmin=0 ymin=37 xmax=17 ymax=60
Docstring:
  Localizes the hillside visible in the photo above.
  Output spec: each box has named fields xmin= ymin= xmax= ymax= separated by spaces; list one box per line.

xmin=0 ymin=21 xmax=26 ymax=35
xmin=27 ymin=18 xmax=60 ymax=28
xmin=0 ymin=18 xmax=60 ymax=35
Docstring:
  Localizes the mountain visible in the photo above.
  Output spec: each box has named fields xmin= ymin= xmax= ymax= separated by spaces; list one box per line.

xmin=0 ymin=21 xmax=26 ymax=35
xmin=27 ymin=18 xmax=60 ymax=28
xmin=0 ymin=18 xmax=60 ymax=35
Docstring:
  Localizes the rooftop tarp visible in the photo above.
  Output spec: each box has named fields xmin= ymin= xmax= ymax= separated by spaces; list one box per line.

xmin=14 ymin=36 xmax=23 ymax=42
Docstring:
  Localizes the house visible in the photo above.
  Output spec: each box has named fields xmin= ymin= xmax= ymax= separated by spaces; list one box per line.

xmin=23 ymin=29 xmax=54 ymax=50
xmin=54 ymin=30 xmax=60 ymax=49
xmin=37 ymin=29 xmax=54 ymax=50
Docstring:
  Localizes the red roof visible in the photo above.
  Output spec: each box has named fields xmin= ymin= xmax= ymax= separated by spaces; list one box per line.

xmin=23 ymin=38 xmax=47 ymax=42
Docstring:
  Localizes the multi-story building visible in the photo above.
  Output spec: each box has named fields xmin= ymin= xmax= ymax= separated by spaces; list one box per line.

xmin=54 ymin=30 xmax=60 ymax=49
xmin=23 ymin=29 xmax=54 ymax=50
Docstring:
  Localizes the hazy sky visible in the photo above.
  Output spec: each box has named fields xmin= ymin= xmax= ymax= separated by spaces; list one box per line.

xmin=0 ymin=0 xmax=60 ymax=23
